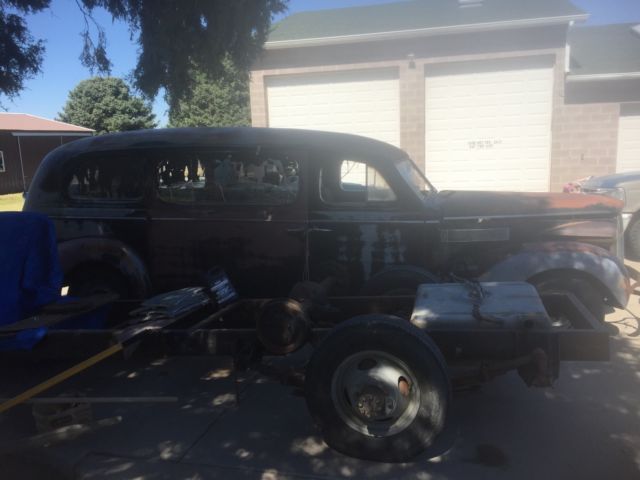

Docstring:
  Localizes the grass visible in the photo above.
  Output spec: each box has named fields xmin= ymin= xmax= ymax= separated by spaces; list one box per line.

xmin=0 ymin=193 xmax=25 ymax=212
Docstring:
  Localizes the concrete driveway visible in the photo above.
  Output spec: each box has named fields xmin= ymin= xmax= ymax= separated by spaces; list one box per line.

xmin=1 ymin=299 xmax=639 ymax=479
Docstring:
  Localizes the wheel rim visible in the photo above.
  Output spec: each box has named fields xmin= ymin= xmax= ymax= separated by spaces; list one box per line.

xmin=330 ymin=350 xmax=421 ymax=437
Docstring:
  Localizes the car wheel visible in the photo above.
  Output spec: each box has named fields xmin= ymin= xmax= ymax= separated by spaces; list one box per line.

xmin=530 ymin=273 xmax=605 ymax=325
xmin=66 ymin=265 xmax=130 ymax=299
xmin=626 ymin=218 xmax=640 ymax=260
xmin=305 ymin=314 xmax=450 ymax=462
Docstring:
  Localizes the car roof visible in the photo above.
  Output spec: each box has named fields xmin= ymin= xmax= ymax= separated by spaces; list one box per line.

xmin=48 ymin=127 xmax=406 ymax=160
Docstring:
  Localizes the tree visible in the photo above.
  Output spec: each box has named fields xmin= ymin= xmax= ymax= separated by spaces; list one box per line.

xmin=0 ymin=1 xmax=46 ymax=98
xmin=58 ymin=77 xmax=156 ymax=134
xmin=1 ymin=0 xmax=287 ymax=102
xmin=168 ymin=58 xmax=250 ymax=128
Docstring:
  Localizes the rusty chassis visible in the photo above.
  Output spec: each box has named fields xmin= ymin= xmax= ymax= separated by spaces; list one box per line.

xmin=8 ymin=292 xmax=610 ymax=388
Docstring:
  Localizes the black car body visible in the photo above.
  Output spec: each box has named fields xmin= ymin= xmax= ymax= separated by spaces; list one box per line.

xmin=580 ymin=171 xmax=640 ymax=259
xmin=24 ymin=128 xmax=630 ymax=315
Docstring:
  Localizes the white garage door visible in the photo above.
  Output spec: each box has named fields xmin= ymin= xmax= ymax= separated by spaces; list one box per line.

xmin=425 ymin=67 xmax=554 ymax=192
xmin=617 ymin=113 xmax=640 ymax=172
xmin=266 ymin=69 xmax=400 ymax=146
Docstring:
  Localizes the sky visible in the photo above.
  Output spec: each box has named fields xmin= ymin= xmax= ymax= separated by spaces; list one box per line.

xmin=6 ymin=0 xmax=640 ymax=127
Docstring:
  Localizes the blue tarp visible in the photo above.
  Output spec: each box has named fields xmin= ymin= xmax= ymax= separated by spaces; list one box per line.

xmin=0 ymin=212 xmax=62 ymax=326
xmin=0 ymin=212 xmax=108 ymax=351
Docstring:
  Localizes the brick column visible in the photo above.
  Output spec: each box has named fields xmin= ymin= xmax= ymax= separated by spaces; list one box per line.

xmin=549 ymin=51 xmax=619 ymax=191
xmin=249 ymin=71 xmax=268 ymax=127
xmin=399 ymin=62 xmax=426 ymax=171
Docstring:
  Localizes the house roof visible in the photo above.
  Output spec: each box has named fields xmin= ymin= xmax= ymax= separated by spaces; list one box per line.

xmin=569 ymin=23 xmax=640 ymax=78
xmin=267 ymin=0 xmax=587 ymax=48
xmin=0 ymin=113 xmax=94 ymax=133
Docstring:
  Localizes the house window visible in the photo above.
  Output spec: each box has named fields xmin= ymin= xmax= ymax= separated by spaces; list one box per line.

xmin=0 ymin=151 xmax=5 ymax=173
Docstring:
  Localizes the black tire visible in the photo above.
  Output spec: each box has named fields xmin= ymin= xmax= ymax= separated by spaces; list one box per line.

xmin=66 ymin=265 xmax=129 ymax=298
xmin=531 ymin=273 xmax=605 ymax=323
xmin=625 ymin=218 xmax=640 ymax=260
xmin=305 ymin=314 xmax=450 ymax=462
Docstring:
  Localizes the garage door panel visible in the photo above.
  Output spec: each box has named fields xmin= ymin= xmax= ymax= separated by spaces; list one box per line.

xmin=267 ymin=70 xmax=400 ymax=146
xmin=425 ymin=67 xmax=553 ymax=192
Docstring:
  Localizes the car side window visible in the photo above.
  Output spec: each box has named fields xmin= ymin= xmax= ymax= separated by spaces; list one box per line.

xmin=320 ymin=159 xmax=396 ymax=205
xmin=67 ymin=153 xmax=146 ymax=201
xmin=156 ymin=147 xmax=300 ymax=206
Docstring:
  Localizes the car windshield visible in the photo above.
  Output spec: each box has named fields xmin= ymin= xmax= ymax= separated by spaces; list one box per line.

xmin=395 ymin=157 xmax=436 ymax=197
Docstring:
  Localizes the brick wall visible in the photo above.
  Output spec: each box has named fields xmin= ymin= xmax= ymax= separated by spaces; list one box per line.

xmin=550 ymin=103 xmax=619 ymax=191
xmin=547 ymin=53 xmax=621 ymax=191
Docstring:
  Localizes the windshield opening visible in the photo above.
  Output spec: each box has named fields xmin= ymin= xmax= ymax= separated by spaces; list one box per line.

xmin=396 ymin=157 xmax=436 ymax=197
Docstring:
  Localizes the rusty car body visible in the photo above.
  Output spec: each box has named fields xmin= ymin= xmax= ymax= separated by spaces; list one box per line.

xmin=577 ymin=171 xmax=640 ymax=259
xmin=23 ymin=128 xmax=630 ymax=317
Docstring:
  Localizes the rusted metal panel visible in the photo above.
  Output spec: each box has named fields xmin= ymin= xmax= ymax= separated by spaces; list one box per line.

xmin=22 ymin=128 xmax=628 ymax=303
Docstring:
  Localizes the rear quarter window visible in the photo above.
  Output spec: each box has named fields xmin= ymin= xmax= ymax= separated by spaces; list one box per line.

xmin=66 ymin=152 xmax=148 ymax=202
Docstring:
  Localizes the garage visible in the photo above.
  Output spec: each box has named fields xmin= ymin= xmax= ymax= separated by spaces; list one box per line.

xmin=425 ymin=65 xmax=554 ymax=192
xmin=265 ymin=69 xmax=400 ymax=147
xmin=616 ymin=106 xmax=640 ymax=172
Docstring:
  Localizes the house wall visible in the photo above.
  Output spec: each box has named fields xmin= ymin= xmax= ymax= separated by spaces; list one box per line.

xmin=252 ymin=26 xmax=584 ymax=190
xmin=550 ymin=102 xmax=620 ymax=191
xmin=252 ymin=25 xmax=635 ymax=192
xmin=0 ymin=133 xmax=24 ymax=194
xmin=0 ymin=133 xmax=87 ymax=195
xmin=552 ymin=78 xmax=640 ymax=190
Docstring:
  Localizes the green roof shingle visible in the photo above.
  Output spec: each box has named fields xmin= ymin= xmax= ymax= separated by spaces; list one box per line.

xmin=268 ymin=0 xmax=586 ymax=44
xmin=569 ymin=23 xmax=640 ymax=75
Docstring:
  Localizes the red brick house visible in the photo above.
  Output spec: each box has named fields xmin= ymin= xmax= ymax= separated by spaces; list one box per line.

xmin=0 ymin=113 xmax=93 ymax=194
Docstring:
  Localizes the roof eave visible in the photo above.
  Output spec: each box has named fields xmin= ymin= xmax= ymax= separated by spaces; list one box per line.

xmin=567 ymin=72 xmax=640 ymax=82
xmin=9 ymin=131 xmax=94 ymax=136
xmin=264 ymin=13 xmax=589 ymax=50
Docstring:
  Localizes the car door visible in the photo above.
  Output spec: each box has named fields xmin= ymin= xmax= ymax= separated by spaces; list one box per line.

xmin=307 ymin=149 xmax=439 ymax=295
xmin=147 ymin=144 xmax=307 ymax=297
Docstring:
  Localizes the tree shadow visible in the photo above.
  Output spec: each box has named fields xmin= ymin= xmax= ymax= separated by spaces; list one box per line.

xmin=0 ymin=324 xmax=639 ymax=479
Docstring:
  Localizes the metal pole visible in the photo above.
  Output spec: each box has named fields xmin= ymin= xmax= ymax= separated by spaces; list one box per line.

xmin=0 ymin=396 xmax=179 ymax=404
xmin=0 ymin=343 xmax=124 ymax=414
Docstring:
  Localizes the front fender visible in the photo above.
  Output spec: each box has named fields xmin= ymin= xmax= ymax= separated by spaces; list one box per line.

xmin=479 ymin=241 xmax=630 ymax=308
xmin=58 ymin=237 xmax=152 ymax=298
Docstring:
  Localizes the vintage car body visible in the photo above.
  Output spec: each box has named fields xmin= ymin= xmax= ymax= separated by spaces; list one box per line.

xmin=579 ymin=171 xmax=640 ymax=259
xmin=23 ymin=128 xmax=629 ymax=312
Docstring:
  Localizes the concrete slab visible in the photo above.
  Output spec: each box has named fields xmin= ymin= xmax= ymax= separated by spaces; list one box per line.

xmin=0 ymin=356 xmax=246 ymax=472
xmin=178 ymin=334 xmax=640 ymax=480
xmin=1 ymin=287 xmax=639 ymax=479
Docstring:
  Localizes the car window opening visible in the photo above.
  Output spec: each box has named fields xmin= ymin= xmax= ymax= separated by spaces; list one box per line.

xmin=156 ymin=147 xmax=300 ymax=206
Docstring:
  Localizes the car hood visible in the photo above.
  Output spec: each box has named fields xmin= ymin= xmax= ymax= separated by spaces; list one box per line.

xmin=436 ymin=191 xmax=623 ymax=218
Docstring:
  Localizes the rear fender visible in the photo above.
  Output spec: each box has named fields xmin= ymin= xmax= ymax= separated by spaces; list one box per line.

xmin=58 ymin=237 xmax=152 ymax=298
xmin=479 ymin=241 xmax=630 ymax=308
